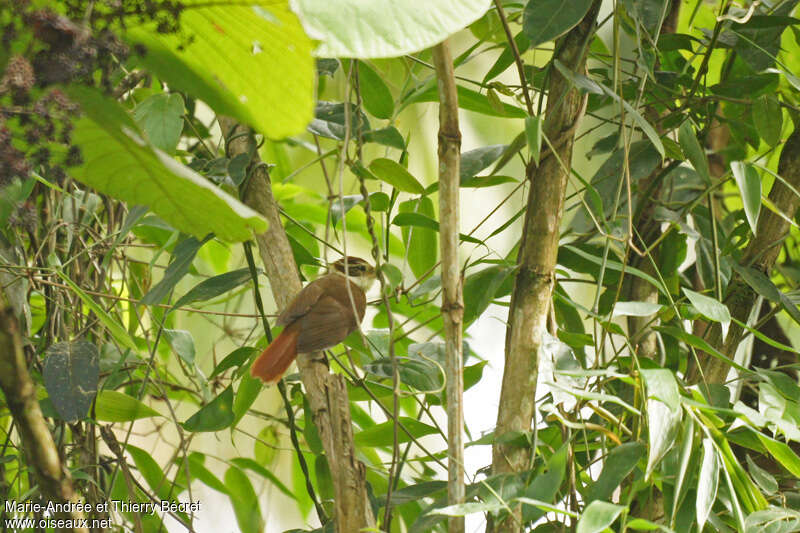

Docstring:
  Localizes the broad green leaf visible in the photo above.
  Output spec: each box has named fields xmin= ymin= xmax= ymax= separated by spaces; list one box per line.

xmin=525 ymin=115 xmax=543 ymax=163
xmin=398 ymin=197 xmax=438 ymax=279
xmin=463 ymin=265 xmax=515 ymax=324
xmin=753 ymin=94 xmax=783 ymax=146
xmin=524 ymin=0 xmax=594 ymax=48
xmin=56 ymin=272 xmax=138 ymax=351
xmin=696 ymin=437 xmax=719 ymax=531
xmin=585 ymin=443 xmax=645 ymax=503
xmin=363 ymin=126 xmax=406 ymax=150
xmin=523 ymin=443 xmax=569 ymax=523
xmin=358 ymin=61 xmax=394 ymax=119
xmin=309 ymin=101 xmax=371 ymax=140
xmin=576 ymin=501 xmax=626 ymax=533
xmin=375 ymin=480 xmax=447 ymax=507
xmin=43 ymin=340 xmax=99 ymax=422
xmin=380 ymin=263 xmax=403 ymax=291
xmin=460 ymin=144 xmax=508 ymax=181
xmin=163 ymin=329 xmax=195 ymax=365
xmin=682 ymin=288 xmax=731 ymax=325
xmin=133 ymin=93 xmax=184 ymax=154
xmin=429 ymin=501 xmax=504 ymax=516
xmin=746 ymin=455 xmax=778 ymax=495
xmin=225 ymin=466 xmax=263 ymax=533
xmin=364 ymin=356 xmax=444 ymax=392
xmin=95 ymin=391 xmax=162 ymax=422
xmin=254 ymin=425 xmax=279 ymax=468
xmin=731 ymin=161 xmax=761 ymax=235
xmin=355 ymin=417 xmax=438 ymax=446
xmin=172 ymin=268 xmax=254 ymax=310
xmin=232 ymin=374 xmax=261 ymax=427
xmin=182 ymin=385 xmax=235 ymax=432
xmin=678 ymin=120 xmax=710 ymax=184
xmin=292 ymin=0 xmax=491 ymax=58
xmin=68 ymin=87 xmax=267 ymax=242
xmin=369 ymin=158 xmax=425 ymax=193
xmin=127 ymin=1 xmax=313 ymax=139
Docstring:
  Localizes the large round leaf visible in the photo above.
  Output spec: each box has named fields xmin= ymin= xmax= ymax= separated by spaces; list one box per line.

xmin=43 ymin=340 xmax=99 ymax=422
xmin=290 ymin=0 xmax=492 ymax=58
xmin=68 ymin=87 xmax=267 ymax=242
xmin=127 ymin=0 xmax=314 ymax=139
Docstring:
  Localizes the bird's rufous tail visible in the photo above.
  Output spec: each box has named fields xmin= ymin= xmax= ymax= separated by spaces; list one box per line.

xmin=250 ymin=323 xmax=300 ymax=384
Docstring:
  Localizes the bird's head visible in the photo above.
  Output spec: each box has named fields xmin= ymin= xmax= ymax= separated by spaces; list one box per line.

xmin=330 ymin=256 xmax=376 ymax=292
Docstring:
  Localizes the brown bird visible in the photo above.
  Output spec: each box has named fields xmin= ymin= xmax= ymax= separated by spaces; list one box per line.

xmin=250 ymin=256 xmax=375 ymax=384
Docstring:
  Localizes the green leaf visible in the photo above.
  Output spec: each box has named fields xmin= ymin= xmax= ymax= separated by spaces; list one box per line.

xmin=291 ymin=0 xmax=491 ymax=58
xmin=380 ymin=263 xmax=403 ymax=291
xmin=225 ymin=466 xmax=263 ymax=533
xmin=355 ymin=417 xmax=438 ymax=446
xmin=95 ymin=391 xmax=162 ymax=422
xmin=182 ymin=385 xmax=235 ymax=432
xmin=187 ymin=452 xmax=229 ymax=494
xmin=463 ymin=265 xmax=514 ymax=324
xmin=525 ymin=115 xmax=543 ymax=163
xmin=172 ymin=268 xmax=255 ymax=310
xmin=142 ymin=235 xmax=211 ymax=305
xmin=43 ymin=340 xmax=99 ymax=422
xmin=365 ymin=356 xmax=444 ymax=392
xmin=126 ymin=1 xmax=313 ymax=139
xmin=398 ymin=197 xmax=439 ymax=279
xmin=756 ymin=433 xmax=800 ymax=477
xmin=232 ymin=374 xmax=261 ymax=427
xmin=612 ymin=301 xmax=663 ymax=317
xmin=210 ymin=347 xmax=259 ymax=379
xmin=585 ymin=442 xmax=645 ymax=504
xmin=460 ymin=144 xmax=507 ymax=181
xmin=358 ymin=61 xmax=394 ymax=119
xmin=696 ymin=437 xmax=719 ymax=531
xmin=309 ymin=101 xmax=371 ymax=140
xmin=753 ymin=94 xmax=783 ymax=146
xmin=641 ymin=368 xmax=681 ymax=476
xmin=230 ymin=457 xmax=295 ymax=500
xmin=678 ymin=120 xmax=710 ymax=184
xmin=128 ymin=445 xmax=173 ymax=499
xmin=369 ymin=158 xmax=425 ymax=193
xmin=363 ymin=126 xmax=406 ymax=150
xmin=56 ymin=272 xmax=138 ymax=351
xmin=163 ymin=329 xmax=196 ymax=365
xmin=524 ymin=0 xmax=594 ymax=48
xmin=68 ymin=87 xmax=267 ymax=242
xmin=576 ymin=501 xmax=626 ymax=533
xmin=682 ymin=288 xmax=731 ymax=325
xmin=133 ymin=93 xmax=184 ymax=155
xmin=408 ymin=84 xmax=527 ymax=118
xmin=731 ymin=161 xmax=762 ymax=235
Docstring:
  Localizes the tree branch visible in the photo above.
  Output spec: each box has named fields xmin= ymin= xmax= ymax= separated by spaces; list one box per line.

xmin=0 ymin=286 xmax=88 ymax=532
xmin=432 ymin=40 xmax=465 ymax=533
xmin=218 ymin=117 xmax=375 ymax=532
xmin=490 ymin=3 xmax=601 ymax=531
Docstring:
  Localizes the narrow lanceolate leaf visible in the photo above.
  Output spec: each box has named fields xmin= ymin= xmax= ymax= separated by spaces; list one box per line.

xmin=225 ymin=466 xmax=263 ymax=533
xmin=678 ymin=120 xmax=711 ymax=184
xmin=731 ymin=161 xmax=762 ymax=234
xmin=697 ymin=437 xmax=719 ymax=531
xmin=641 ymin=368 xmax=681 ymax=476
xmin=95 ymin=391 xmax=162 ymax=422
xmin=68 ymin=87 xmax=267 ymax=242
xmin=56 ymin=272 xmax=138 ymax=351
xmin=525 ymin=115 xmax=543 ymax=164
xmin=126 ymin=0 xmax=314 ymax=139
xmin=524 ymin=0 xmax=595 ymax=48
xmin=291 ymin=0 xmax=491 ymax=58
xmin=172 ymin=268 xmax=255 ymax=310
xmin=43 ymin=340 xmax=99 ymax=422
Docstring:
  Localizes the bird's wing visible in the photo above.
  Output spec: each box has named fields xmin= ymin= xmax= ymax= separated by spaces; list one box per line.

xmin=296 ymin=295 xmax=356 ymax=352
xmin=275 ymin=278 xmax=327 ymax=327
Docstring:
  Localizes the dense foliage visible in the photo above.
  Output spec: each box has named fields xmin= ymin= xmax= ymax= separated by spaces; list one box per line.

xmin=1 ymin=1 xmax=800 ymax=532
